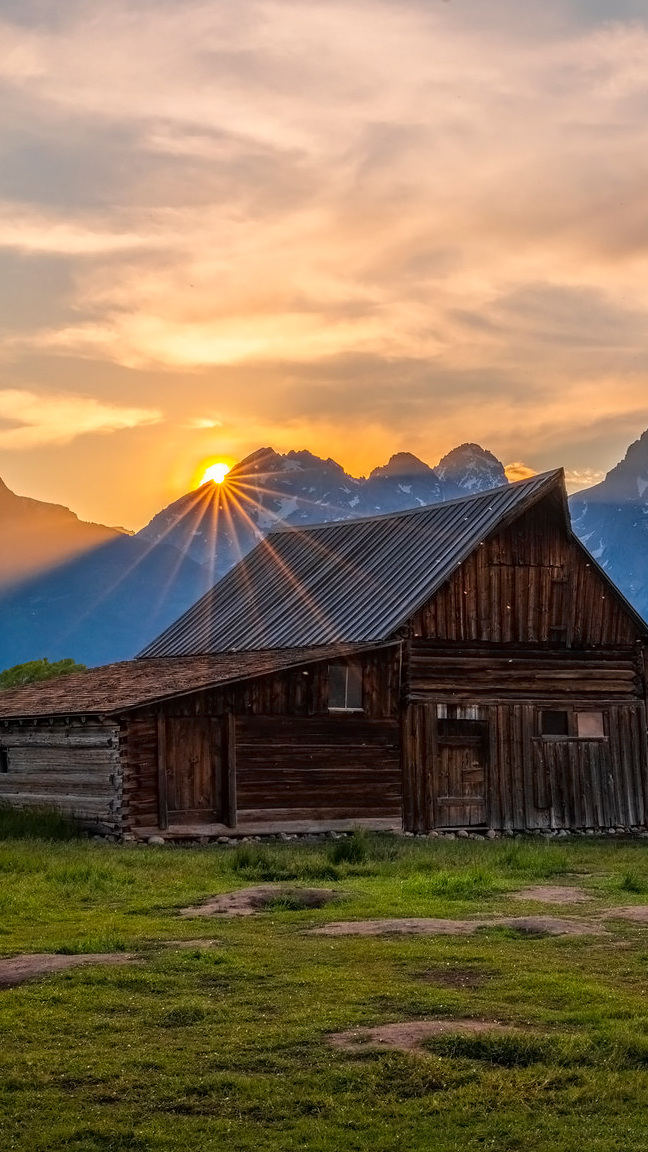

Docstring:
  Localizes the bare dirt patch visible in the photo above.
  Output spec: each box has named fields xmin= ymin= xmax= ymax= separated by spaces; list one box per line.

xmin=329 ymin=1019 xmax=513 ymax=1053
xmin=312 ymin=918 xmax=478 ymax=937
xmin=181 ymin=885 xmax=340 ymax=917
xmin=0 ymin=953 xmax=137 ymax=990
xmin=604 ymin=906 xmax=648 ymax=923
xmin=310 ymin=916 xmax=604 ymax=938
xmin=500 ymin=917 xmax=601 ymax=936
xmin=512 ymin=885 xmax=592 ymax=904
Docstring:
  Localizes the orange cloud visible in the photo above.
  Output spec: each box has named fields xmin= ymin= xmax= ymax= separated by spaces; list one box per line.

xmin=564 ymin=468 xmax=606 ymax=493
xmin=0 ymin=390 xmax=162 ymax=450
xmin=504 ymin=462 xmax=537 ymax=482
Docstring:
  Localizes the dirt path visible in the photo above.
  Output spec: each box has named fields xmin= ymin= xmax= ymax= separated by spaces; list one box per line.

xmin=0 ymin=952 xmax=138 ymax=989
xmin=604 ymin=906 xmax=648 ymax=923
xmin=512 ymin=885 xmax=592 ymax=904
xmin=310 ymin=916 xmax=605 ymax=937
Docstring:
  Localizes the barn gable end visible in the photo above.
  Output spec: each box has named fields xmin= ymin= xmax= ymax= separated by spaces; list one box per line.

xmin=410 ymin=491 xmax=642 ymax=647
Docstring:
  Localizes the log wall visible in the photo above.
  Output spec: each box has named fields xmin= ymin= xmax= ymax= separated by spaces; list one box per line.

xmin=119 ymin=714 xmax=158 ymax=833
xmin=0 ymin=719 xmax=122 ymax=833
xmin=408 ymin=644 xmax=645 ymax=702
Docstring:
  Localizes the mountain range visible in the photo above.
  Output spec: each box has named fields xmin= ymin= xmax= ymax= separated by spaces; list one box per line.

xmin=0 ymin=434 xmax=646 ymax=667
xmin=137 ymin=444 xmax=508 ymax=574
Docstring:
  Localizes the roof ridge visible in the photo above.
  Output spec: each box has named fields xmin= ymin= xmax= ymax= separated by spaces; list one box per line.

xmin=267 ymin=469 xmax=563 ymax=534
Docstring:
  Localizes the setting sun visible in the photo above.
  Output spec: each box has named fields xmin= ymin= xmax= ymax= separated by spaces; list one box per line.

xmin=200 ymin=461 xmax=231 ymax=485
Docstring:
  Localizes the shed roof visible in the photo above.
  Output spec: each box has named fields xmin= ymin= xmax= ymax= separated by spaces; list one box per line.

xmin=0 ymin=644 xmax=378 ymax=720
xmin=140 ymin=470 xmax=573 ymax=657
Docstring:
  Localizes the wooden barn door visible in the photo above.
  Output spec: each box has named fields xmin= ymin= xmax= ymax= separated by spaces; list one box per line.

xmin=158 ymin=715 xmax=234 ymax=828
xmin=435 ymin=718 xmax=489 ymax=828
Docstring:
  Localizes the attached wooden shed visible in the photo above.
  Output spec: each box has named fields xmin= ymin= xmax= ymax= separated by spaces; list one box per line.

xmin=1 ymin=469 xmax=647 ymax=837
xmin=0 ymin=646 xmax=401 ymax=836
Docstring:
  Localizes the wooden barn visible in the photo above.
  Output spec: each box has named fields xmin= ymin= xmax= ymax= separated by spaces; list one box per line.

xmin=1 ymin=468 xmax=647 ymax=838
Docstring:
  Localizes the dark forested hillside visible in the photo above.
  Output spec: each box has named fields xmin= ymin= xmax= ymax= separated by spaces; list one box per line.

xmin=0 ymin=476 xmax=124 ymax=588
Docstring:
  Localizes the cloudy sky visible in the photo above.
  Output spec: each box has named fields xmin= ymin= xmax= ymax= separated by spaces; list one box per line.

xmin=1 ymin=0 xmax=648 ymax=528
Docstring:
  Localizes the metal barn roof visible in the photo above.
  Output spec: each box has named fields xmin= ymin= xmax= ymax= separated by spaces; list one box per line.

xmin=140 ymin=470 xmax=566 ymax=658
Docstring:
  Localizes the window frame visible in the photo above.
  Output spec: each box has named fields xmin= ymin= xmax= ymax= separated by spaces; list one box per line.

xmin=537 ymin=708 xmax=607 ymax=741
xmin=327 ymin=663 xmax=364 ymax=713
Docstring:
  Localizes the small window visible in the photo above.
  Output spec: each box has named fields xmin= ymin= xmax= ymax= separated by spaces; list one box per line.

xmin=576 ymin=711 xmax=605 ymax=738
xmin=438 ymin=717 xmax=486 ymax=740
xmin=328 ymin=664 xmax=363 ymax=711
xmin=541 ymin=710 xmax=569 ymax=736
xmin=0 ymin=746 xmax=8 ymax=773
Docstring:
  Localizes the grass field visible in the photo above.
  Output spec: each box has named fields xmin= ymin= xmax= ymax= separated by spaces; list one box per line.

xmin=3 ymin=826 xmax=648 ymax=1150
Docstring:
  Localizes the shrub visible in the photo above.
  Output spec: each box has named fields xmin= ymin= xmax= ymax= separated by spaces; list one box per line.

xmin=328 ymin=829 xmax=368 ymax=865
xmin=619 ymin=870 xmax=648 ymax=894
xmin=0 ymin=802 xmax=82 ymax=841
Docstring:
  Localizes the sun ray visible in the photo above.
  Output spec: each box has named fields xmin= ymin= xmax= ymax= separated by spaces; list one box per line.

xmin=54 ymin=455 xmax=389 ymax=652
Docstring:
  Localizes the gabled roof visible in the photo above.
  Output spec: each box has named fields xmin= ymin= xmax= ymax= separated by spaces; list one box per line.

xmin=0 ymin=644 xmax=380 ymax=720
xmin=140 ymin=470 xmax=573 ymax=658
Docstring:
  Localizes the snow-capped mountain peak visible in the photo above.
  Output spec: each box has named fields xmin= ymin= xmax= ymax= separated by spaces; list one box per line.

xmin=435 ymin=443 xmax=509 ymax=495
xmin=369 ymin=452 xmax=434 ymax=479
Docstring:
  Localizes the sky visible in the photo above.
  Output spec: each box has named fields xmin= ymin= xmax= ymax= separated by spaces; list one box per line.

xmin=1 ymin=0 xmax=648 ymax=529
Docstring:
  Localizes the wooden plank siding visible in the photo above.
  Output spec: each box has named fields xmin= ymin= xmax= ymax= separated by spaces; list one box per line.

xmin=402 ymin=699 xmax=648 ymax=833
xmin=408 ymin=646 xmax=644 ymax=702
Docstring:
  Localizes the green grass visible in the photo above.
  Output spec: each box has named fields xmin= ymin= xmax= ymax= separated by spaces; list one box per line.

xmin=2 ymin=833 xmax=648 ymax=1149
